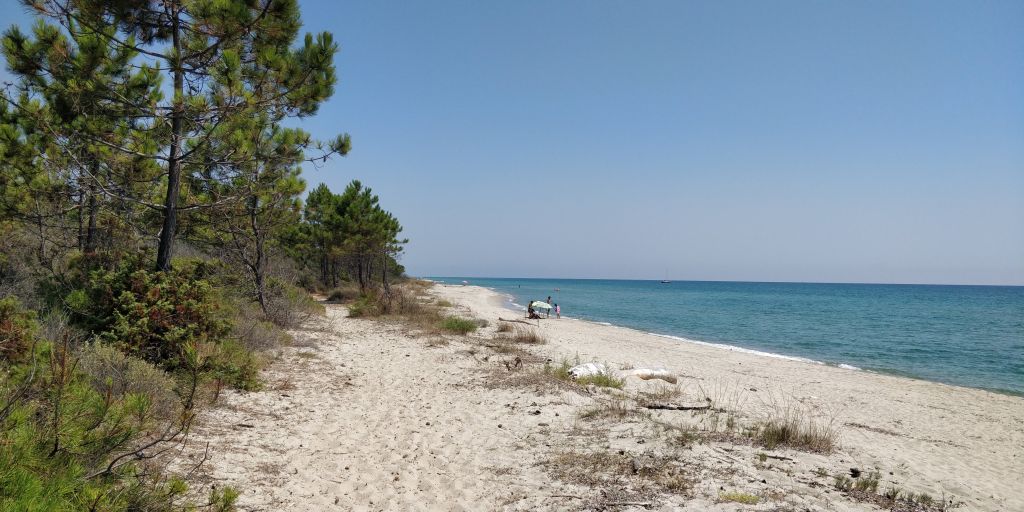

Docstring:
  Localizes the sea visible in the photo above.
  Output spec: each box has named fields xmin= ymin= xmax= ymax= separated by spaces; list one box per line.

xmin=429 ymin=277 xmax=1024 ymax=396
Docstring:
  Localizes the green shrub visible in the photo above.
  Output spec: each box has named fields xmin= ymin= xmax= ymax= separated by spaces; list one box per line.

xmin=0 ymin=340 xmax=206 ymax=511
xmin=718 ymin=491 xmax=760 ymax=505
xmin=55 ymin=252 xmax=231 ymax=369
xmin=440 ymin=316 xmax=477 ymax=334
xmin=347 ymin=293 xmax=379 ymax=318
xmin=577 ymin=372 xmax=626 ymax=389
xmin=205 ymin=338 xmax=264 ymax=391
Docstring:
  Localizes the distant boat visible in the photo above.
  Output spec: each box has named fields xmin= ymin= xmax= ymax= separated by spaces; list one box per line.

xmin=660 ymin=270 xmax=671 ymax=284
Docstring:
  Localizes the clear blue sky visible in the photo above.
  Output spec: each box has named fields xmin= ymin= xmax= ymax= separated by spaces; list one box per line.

xmin=3 ymin=1 xmax=1022 ymax=284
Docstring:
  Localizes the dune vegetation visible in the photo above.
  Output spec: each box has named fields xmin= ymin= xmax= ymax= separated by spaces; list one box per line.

xmin=0 ymin=0 xmax=405 ymax=509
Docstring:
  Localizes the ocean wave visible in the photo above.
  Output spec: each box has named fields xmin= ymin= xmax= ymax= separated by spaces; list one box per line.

xmin=646 ymin=333 xmax=823 ymax=365
xmin=837 ymin=363 xmax=861 ymax=370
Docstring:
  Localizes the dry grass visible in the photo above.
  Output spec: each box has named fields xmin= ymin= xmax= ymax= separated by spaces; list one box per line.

xmin=545 ymin=450 xmax=692 ymax=495
xmin=636 ymin=383 xmax=683 ymax=406
xmin=754 ymin=406 xmax=838 ymax=453
xmin=503 ymin=325 xmax=546 ymax=344
xmin=495 ymin=321 xmax=513 ymax=333
xmin=578 ymin=399 xmax=648 ymax=421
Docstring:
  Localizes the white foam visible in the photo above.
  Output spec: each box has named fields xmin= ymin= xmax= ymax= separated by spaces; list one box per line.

xmin=838 ymin=364 xmax=861 ymax=370
xmin=647 ymin=333 xmax=823 ymax=365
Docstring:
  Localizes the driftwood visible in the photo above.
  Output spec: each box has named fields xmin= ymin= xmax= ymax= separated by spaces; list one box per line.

xmin=641 ymin=403 xmax=712 ymax=411
xmin=498 ymin=317 xmax=535 ymax=326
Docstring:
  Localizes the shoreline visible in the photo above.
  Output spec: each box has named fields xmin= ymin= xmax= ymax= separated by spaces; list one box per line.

xmin=460 ymin=282 xmax=1023 ymax=398
xmin=433 ymin=283 xmax=1024 ymax=511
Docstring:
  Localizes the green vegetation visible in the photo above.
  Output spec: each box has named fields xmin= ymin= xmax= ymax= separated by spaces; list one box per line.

xmin=576 ymin=372 xmax=626 ymax=389
xmin=440 ymin=316 xmax=478 ymax=335
xmin=542 ymin=359 xmax=625 ymax=389
xmin=0 ymin=0 xmax=406 ymax=508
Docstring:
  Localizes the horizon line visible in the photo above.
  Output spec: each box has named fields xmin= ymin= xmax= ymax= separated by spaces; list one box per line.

xmin=420 ymin=275 xmax=1024 ymax=288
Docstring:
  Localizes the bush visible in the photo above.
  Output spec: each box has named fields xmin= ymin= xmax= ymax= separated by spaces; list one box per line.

xmin=76 ymin=343 xmax=181 ymax=422
xmin=263 ymin=276 xmax=324 ymax=328
xmin=326 ymin=285 xmax=361 ymax=303
xmin=204 ymin=338 xmax=264 ymax=391
xmin=0 ymin=339 xmax=209 ymax=511
xmin=0 ymin=297 xmax=36 ymax=362
xmin=347 ymin=293 xmax=379 ymax=318
xmin=55 ymin=252 xmax=231 ymax=369
xmin=440 ymin=316 xmax=477 ymax=334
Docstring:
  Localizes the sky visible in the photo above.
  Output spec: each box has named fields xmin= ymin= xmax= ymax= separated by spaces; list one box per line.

xmin=2 ymin=1 xmax=1023 ymax=285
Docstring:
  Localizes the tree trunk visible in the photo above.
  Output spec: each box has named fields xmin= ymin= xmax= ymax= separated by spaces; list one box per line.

xmin=156 ymin=8 xmax=184 ymax=272
xmin=84 ymin=177 xmax=98 ymax=254
xmin=250 ymin=195 xmax=269 ymax=315
xmin=76 ymin=185 xmax=86 ymax=252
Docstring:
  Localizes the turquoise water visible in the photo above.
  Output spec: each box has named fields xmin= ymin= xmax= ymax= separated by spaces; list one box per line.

xmin=431 ymin=278 xmax=1024 ymax=396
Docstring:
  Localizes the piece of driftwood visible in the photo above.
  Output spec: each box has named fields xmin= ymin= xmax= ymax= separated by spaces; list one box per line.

xmin=498 ymin=317 xmax=534 ymax=326
xmin=641 ymin=403 xmax=712 ymax=411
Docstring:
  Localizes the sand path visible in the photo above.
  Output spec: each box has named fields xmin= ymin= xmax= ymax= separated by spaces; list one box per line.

xmin=180 ymin=303 xmax=578 ymax=511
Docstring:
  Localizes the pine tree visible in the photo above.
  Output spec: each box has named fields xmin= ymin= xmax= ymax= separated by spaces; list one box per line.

xmin=3 ymin=0 xmax=349 ymax=270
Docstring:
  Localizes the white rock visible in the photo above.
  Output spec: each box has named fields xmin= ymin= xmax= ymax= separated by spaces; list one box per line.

xmin=568 ymin=362 xmax=608 ymax=378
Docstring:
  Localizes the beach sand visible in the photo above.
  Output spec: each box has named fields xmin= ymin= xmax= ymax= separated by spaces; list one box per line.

xmin=179 ymin=284 xmax=1024 ymax=511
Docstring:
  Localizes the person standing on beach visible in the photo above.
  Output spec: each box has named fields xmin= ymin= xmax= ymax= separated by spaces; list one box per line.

xmin=546 ymin=296 xmax=552 ymax=318
xmin=555 ymin=303 xmax=561 ymax=318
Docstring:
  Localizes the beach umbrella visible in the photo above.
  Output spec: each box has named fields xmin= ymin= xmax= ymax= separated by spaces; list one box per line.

xmin=531 ymin=301 xmax=552 ymax=310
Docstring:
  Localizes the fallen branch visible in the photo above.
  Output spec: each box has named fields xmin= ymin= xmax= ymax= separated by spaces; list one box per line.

xmin=498 ymin=317 xmax=535 ymax=326
xmin=641 ymin=403 xmax=712 ymax=411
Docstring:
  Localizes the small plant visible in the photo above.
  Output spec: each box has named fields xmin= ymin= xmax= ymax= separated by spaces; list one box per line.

xmin=854 ymin=471 xmax=880 ymax=493
xmin=883 ymin=486 xmax=902 ymax=500
xmin=753 ymin=405 xmax=837 ymax=453
xmin=495 ymin=321 xmax=513 ymax=333
xmin=718 ymin=491 xmax=760 ymax=505
xmin=435 ymin=299 xmax=453 ymax=307
xmin=915 ymin=493 xmax=934 ymax=506
xmin=543 ymin=359 xmax=574 ymax=382
xmin=578 ymin=400 xmax=645 ymax=421
xmin=576 ymin=371 xmax=625 ymax=389
xmin=834 ymin=475 xmax=853 ymax=491
xmin=440 ymin=316 xmax=477 ymax=334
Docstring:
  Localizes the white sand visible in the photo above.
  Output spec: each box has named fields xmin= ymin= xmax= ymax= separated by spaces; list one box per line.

xmin=179 ymin=285 xmax=1024 ymax=511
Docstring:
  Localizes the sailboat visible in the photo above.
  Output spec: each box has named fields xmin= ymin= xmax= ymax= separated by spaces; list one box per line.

xmin=660 ymin=270 xmax=671 ymax=284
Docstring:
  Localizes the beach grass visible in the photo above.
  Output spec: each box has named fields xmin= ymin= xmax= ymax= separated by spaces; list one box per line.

xmin=754 ymin=404 xmax=837 ymax=453
xmin=440 ymin=316 xmax=478 ymax=334
xmin=505 ymin=325 xmax=546 ymax=344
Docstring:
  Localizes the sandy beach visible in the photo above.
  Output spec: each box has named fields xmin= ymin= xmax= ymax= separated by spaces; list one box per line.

xmin=180 ymin=284 xmax=1024 ymax=511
